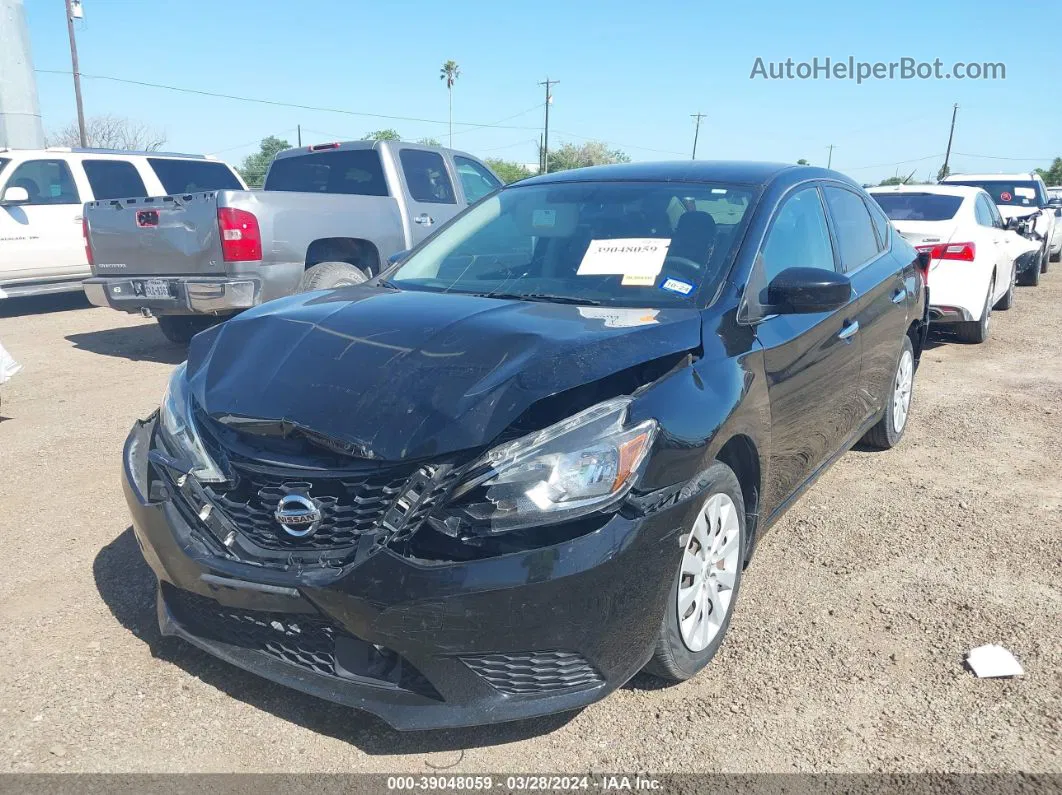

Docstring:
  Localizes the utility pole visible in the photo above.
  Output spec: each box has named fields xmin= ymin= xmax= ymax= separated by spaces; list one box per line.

xmin=826 ymin=144 xmax=835 ymax=169
xmin=64 ymin=0 xmax=87 ymax=148
xmin=940 ymin=103 xmax=959 ymax=180
xmin=297 ymin=124 xmax=302 ymax=147
xmin=690 ymin=112 xmax=706 ymax=160
xmin=539 ymin=77 xmax=559 ymax=173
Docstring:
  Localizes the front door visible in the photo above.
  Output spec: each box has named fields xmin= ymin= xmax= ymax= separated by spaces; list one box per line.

xmin=0 ymin=159 xmax=86 ymax=284
xmin=752 ymin=185 xmax=863 ymax=516
xmin=396 ymin=148 xmax=462 ymax=246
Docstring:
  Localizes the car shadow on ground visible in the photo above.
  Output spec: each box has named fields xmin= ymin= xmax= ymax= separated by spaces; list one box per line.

xmin=0 ymin=292 xmax=92 ymax=317
xmin=93 ymin=527 xmax=578 ymax=753
xmin=66 ymin=324 xmax=187 ymax=364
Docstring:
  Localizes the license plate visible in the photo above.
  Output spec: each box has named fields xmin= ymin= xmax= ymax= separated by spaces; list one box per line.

xmin=143 ymin=279 xmax=171 ymax=299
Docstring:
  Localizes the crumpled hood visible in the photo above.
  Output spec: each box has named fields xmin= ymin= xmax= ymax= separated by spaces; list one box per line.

xmin=186 ymin=287 xmax=701 ymax=461
xmin=996 ymin=206 xmax=1042 ymax=221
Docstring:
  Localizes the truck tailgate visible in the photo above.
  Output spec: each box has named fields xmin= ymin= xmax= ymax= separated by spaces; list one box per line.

xmin=85 ymin=192 xmax=230 ymax=277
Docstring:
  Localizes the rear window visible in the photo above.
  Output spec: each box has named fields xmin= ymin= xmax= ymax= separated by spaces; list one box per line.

xmin=263 ymin=149 xmax=388 ymax=196
xmin=82 ymin=159 xmax=148 ymax=200
xmin=147 ymin=158 xmax=242 ymax=194
xmin=871 ymin=192 xmax=963 ymax=221
xmin=945 ymin=180 xmax=1045 ymax=208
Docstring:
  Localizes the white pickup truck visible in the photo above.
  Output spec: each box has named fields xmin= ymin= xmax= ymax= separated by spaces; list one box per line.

xmin=0 ymin=148 xmax=245 ymax=299
xmin=82 ymin=140 xmax=503 ymax=342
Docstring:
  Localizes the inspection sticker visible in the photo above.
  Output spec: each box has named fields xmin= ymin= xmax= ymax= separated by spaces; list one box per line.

xmin=661 ymin=277 xmax=694 ymax=295
xmin=621 ymin=273 xmax=657 ymax=286
xmin=577 ymin=238 xmax=670 ymax=278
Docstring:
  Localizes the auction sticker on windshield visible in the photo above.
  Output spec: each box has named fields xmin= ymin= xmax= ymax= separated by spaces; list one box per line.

xmin=577 ymin=238 xmax=671 ymax=278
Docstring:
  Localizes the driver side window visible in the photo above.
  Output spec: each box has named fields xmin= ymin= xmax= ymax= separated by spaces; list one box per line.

xmin=758 ymin=187 xmax=836 ymax=302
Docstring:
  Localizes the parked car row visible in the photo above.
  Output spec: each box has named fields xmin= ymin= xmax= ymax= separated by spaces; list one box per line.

xmin=3 ymin=144 xmax=1056 ymax=730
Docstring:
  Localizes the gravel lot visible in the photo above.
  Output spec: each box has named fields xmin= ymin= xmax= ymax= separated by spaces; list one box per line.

xmin=0 ymin=275 xmax=1060 ymax=774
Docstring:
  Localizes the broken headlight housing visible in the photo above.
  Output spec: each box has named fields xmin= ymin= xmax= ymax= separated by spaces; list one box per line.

xmin=157 ymin=362 xmax=225 ymax=483
xmin=448 ymin=398 xmax=657 ymax=534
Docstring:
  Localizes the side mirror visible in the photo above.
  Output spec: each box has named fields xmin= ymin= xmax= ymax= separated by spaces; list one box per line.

xmin=0 ymin=186 xmax=30 ymax=205
xmin=1003 ymin=217 xmax=1018 ymax=230
xmin=916 ymin=250 xmax=932 ymax=273
xmin=387 ymin=249 xmax=411 ymax=267
xmin=767 ymin=267 xmax=852 ymax=314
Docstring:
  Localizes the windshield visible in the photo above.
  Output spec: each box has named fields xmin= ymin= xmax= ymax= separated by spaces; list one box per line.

xmin=947 ymin=180 xmax=1046 ymax=208
xmin=871 ymin=192 xmax=963 ymax=221
xmin=389 ymin=180 xmax=759 ymax=307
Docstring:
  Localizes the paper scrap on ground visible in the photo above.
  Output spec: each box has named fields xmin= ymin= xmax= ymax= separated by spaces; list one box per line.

xmin=0 ymin=342 xmax=22 ymax=385
xmin=966 ymin=644 xmax=1024 ymax=678
xmin=577 ymin=238 xmax=670 ymax=278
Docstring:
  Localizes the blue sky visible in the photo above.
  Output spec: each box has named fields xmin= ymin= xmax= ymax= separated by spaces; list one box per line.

xmin=22 ymin=0 xmax=1062 ymax=183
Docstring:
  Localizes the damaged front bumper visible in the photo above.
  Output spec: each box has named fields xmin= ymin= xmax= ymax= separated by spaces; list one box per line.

xmin=122 ymin=415 xmax=693 ymax=730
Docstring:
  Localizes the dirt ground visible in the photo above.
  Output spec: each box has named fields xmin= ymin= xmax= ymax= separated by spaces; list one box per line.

xmin=0 ymin=275 xmax=1059 ymax=774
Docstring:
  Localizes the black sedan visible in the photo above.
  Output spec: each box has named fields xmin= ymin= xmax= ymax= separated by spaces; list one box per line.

xmin=122 ymin=161 xmax=928 ymax=729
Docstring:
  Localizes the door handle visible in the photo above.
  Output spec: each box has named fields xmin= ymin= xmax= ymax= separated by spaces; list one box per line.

xmin=73 ymin=215 xmax=83 ymax=223
xmin=414 ymin=214 xmax=434 ymax=226
xmin=891 ymin=287 xmax=907 ymax=304
xmin=838 ymin=321 xmax=859 ymax=341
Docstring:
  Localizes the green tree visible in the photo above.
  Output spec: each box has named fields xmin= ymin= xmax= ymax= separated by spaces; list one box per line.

xmin=544 ymin=141 xmax=630 ymax=173
xmin=440 ymin=60 xmax=461 ymax=148
xmin=878 ymin=176 xmax=905 ymax=186
xmin=797 ymin=158 xmax=810 ymax=165
xmin=1034 ymin=157 xmax=1062 ymax=186
xmin=364 ymin=129 xmax=402 ymax=141
xmin=238 ymin=135 xmax=291 ymax=188
xmin=485 ymin=158 xmax=532 ymax=184
xmin=936 ymin=163 xmax=951 ymax=182
xmin=418 ymin=137 xmax=442 ymax=147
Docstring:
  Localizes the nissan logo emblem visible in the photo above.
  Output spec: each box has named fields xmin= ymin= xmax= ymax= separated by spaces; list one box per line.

xmin=274 ymin=494 xmax=322 ymax=538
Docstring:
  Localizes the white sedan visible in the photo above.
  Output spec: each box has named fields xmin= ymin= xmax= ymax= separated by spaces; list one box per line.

xmin=869 ymin=184 xmax=1038 ymax=344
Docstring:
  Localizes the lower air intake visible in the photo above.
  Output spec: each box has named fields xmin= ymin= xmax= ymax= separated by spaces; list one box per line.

xmin=461 ymin=650 xmax=604 ymax=695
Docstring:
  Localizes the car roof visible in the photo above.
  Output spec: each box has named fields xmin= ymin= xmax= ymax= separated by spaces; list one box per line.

xmin=942 ymin=172 xmax=1039 ymax=181
xmin=271 ymin=139 xmax=478 ymax=162
xmin=0 ymin=147 xmax=215 ymax=160
xmin=514 ymin=160 xmax=835 ymax=188
xmin=868 ymin=184 xmax=981 ymax=198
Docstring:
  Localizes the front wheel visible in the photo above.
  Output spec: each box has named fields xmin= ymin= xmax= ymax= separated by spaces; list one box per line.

xmin=861 ymin=335 xmax=915 ymax=450
xmin=643 ymin=463 xmax=746 ymax=682
xmin=1040 ymin=242 xmax=1050 ymax=274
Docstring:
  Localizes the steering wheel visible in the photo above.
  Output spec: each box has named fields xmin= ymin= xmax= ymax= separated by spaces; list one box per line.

xmin=661 ymin=255 xmax=704 ymax=283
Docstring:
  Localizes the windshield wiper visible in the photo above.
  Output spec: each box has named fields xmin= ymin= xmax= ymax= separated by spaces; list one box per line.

xmin=476 ymin=292 xmax=604 ymax=306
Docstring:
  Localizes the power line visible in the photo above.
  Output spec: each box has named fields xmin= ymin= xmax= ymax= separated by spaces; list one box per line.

xmin=449 ymin=103 xmax=545 ymax=138
xmin=550 ymin=129 xmax=686 ymax=157
xmin=953 ymin=152 xmax=1056 ymax=162
xmin=842 ymin=153 xmax=944 ymax=172
xmin=206 ymin=128 xmax=299 ymax=156
xmin=34 ymin=69 xmax=544 ymax=132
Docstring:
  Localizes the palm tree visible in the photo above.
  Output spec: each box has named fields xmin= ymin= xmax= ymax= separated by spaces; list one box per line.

xmin=439 ymin=60 xmax=460 ymax=148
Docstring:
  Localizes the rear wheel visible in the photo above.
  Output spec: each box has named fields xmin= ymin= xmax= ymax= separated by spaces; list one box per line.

xmin=1040 ymin=242 xmax=1050 ymax=274
xmin=156 ymin=315 xmax=218 ymax=345
xmin=862 ymin=335 xmax=915 ymax=450
xmin=298 ymin=261 xmax=368 ymax=292
xmin=956 ymin=278 xmax=993 ymax=344
xmin=994 ymin=265 xmax=1015 ymax=310
xmin=644 ymin=463 xmax=745 ymax=682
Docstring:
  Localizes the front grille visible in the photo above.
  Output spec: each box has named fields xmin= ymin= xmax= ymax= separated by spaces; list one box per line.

xmin=162 ymin=584 xmax=440 ymax=699
xmin=462 ymin=650 xmax=604 ymax=695
xmin=163 ymin=583 xmax=338 ymax=675
xmin=206 ymin=467 xmax=410 ymax=551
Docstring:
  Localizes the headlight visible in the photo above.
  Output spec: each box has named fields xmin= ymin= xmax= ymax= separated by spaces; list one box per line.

xmin=158 ymin=362 xmax=225 ymax=482
xmin=450 ymin=398 xmax=657 ymax=533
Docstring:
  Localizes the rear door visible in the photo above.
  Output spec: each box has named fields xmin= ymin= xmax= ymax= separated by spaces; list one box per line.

xmin=823 ymin=184 xmax=907 ymax=427
xmin=0 ymin=158 xmax=85 ymax=282
xmin=752 ymin=184 xmax=863 ymax=513
xmin=396 ymin=148 xmax=461 ymax=244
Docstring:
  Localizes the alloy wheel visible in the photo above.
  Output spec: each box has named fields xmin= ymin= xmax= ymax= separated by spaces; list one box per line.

xmin=677 ymin=493 xmax=741 ymax=652
xmin=892 ymin=349 xmax=914 ymax=433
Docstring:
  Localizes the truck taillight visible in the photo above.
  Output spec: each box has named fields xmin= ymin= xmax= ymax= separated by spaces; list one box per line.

xmin=217 ymin=207 xmax=262 ymax=262
xmin=83 ymin=216 xmax=94 ymax=267
xmin=916 ymin=242 xmax=976 ymax=262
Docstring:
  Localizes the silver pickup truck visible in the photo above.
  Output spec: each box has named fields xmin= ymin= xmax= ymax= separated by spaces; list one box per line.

xmin=83 ymin=140 xmax=502 ymax=342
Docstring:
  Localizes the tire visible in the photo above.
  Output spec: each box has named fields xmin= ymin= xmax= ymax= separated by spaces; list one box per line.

xmin=1040 ymin=243 xmax=1050 ymax=274
xmin=1051 ymin=248 xmax=1060 ymax=263
xmin=156 ymin=315 xmax=218 ymax=345
xmin=298 ymin=261 xmax=368 ymax=292
xmin=643 ymin=462 xmax=746 ymax=682
xmin=861 ymin=335 xmax=915 ymax=450
xmin=1021 ymin=258 xmax=1041 ymax=287
xmin=955 ymin=278 xmax=993 ymax=344
xmin=994 ymin=265 xmax=1015 ymax=310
